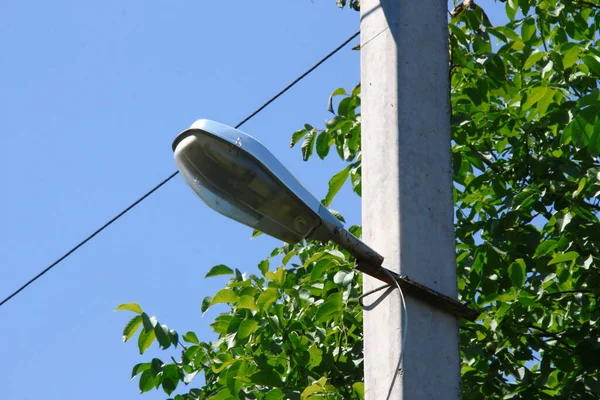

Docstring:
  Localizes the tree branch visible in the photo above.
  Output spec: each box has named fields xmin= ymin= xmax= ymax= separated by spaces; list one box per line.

xmin=450 ymin=0 xmax=474 ymax=18
xmin=527 ymin=325 xmax=579 ymax=354
xmin=576 ymin=0 xmax=600 ymax=9
xmin=485 ymin=140 xmax=499 ymax=161
xmin=546 ymin=289 xmax=596 ymax=296
xmin=538 ymin=15 xmax=549 ymax=53
xmin=467 ymin=143 xmax=502 ymax=173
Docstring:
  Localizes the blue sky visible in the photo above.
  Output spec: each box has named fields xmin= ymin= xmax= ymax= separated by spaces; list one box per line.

xmin=0 ymin=1 xmax=507 ymax=399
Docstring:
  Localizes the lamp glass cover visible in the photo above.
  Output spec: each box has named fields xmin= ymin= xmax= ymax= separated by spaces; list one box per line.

xmin=173 ymin=132 xmax=322 ymax=243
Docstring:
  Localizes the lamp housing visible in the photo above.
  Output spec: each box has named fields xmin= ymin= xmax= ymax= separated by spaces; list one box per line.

xmin=172 ymin=119 xmax=343 ymax=244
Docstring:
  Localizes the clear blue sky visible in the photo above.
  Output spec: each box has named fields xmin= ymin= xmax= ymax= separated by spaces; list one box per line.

xmin=0 ymin=1 xmax=506 ymax=399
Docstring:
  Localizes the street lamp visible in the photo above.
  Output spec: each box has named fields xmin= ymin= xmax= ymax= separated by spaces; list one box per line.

xmin=173 ymin=119 xmax=340 ymax=244
xmin=172 ymin=119 xmax=384 ymax=266
xmin=172 ymin=119 xmax=478 ymax=322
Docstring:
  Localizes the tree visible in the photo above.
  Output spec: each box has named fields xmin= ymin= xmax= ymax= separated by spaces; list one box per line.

xmin=117 ymin=1 xmax=600 ymax=398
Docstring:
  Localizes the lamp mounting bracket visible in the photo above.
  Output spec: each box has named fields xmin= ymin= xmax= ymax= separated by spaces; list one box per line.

xmin=355 ymin=260 xmax=480 ymax=322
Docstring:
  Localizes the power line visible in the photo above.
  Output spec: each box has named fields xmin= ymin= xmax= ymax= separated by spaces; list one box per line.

xmin=0 ymin=171 xmax=179 ymax=308
xmin=235 ymin=31 xmax=360 ymax=128
xmin=0 ymin=30 xmax=361 ymax=309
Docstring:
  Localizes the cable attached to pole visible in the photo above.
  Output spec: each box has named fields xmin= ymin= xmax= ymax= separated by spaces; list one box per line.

xmin=358 ymin=268 xmax=409 ymax=400
xmin=0 ymin=30 xmax=361 ymax=309
xmin=382 ymin=268 xmax=408 ymax=400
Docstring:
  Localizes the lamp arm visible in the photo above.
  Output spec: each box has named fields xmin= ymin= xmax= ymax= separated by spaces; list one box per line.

xmin=331 ymin=227 xmax=479 ymax=322
xmin=330 ymin=227 xmax=385 ymax=267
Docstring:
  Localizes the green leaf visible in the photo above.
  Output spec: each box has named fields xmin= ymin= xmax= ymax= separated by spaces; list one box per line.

xmin=237 ymin=319 xmax=259 ymax=339
xmin=315 ymin=292 xmax=343 ymax=323
xmin=548 ymin=251 xmax=579 ymax=265
xmin=562 ymin=44 xmax=581 ymax=68
xmin=264 ymin=389 xmax=285 ymax=400
xmin=150 ymin=358 xmax=163 ymax=377
xmin=352 ymin=382 xmax=365 ymax=400
xmin=508 ymin=259 xmax=526 ymax=288
xmin=115 ymin=302 xmax=142 ymax=314
xmin=209 ymin=289 xmax=238 ymax=306
xmin=310 ymin=259 xmax=336 ymax=281
xmin=301 ymin=383 xmax=325 ymax=399
xmin=141 ymin=313 xmax=157 ymax=332
xmin=169 ymin=330 xmax=178 ymax=347
xmin=205 ymin=264 xmax=234 ymax=278
xmin=290 ymin=128 xmax=307 ymax=148
xmin=322 ymin=166 xmax=351 ymax=207
xmin=328 ymin=209 xmax=346 ymax=223
xmin=122 ymin=315 xmax=142 ymax=342
xmin=154 ymin=324 xmax=171 ymax=349
xmin=583 ymin=54 xmax=600 ymax=76
xmin=554 ymin=353 xmax=575 ymax=372
xmin=184 ymin=370 xmax=199 ymax=384
xmin=257 ymin=288 xmax=279 ymax=310
xmin=523 ymin=86 xmax=548 ymax=110
xmin=131 ymin=362 xmax=150 ymax=379
xmin=308 ymin=344 xmax=323 ymax=368
xmin=333 ymin=270 xmax=354 ymax=288
xmin=184 ymin=345 xmax=199 ymax=362
xmin=557 ymin=212 xmax=573 ymax=232
xmin=328 ymin=88 xmax=347 ymax=113
xmin=567 ymin=105 xmax=600 ymax=148
xmin=138 ymin=328 xmax=156 ymax=355
xmin=537 ymin=88 xmax=556 ymax=117
xmin=524 ymin=52 xmax=545 ymax=70
xmin=139 ymin=370 xmax=156 ymax=393
xmin=207 ymin=389 xmax=233 ymax=400
xmin=534 ymin=240 xmax=558 ymax=258
xmin=201 ymin=296 xmax=212 ymax=313
xmin=162 ymin=378 xmax=177 ymax=395
xmin=282 ymin=250 xmax=297 ymax=266
xmin=315 ymin=131 xmax=331 ymax=159
xmin=337 ymin=96 xmax=352 ymax=117
xmin=506 ymin=0 xmax=517 ymax=21
xmin=485 ymin=54 xmax=506 ymax=83
xmin=301 ymin=377 xmax=334 ymax=399
xmin=541 ymin=60 xmax=554 ymax=79
xmin=265 ymin=267 xmax=285 ymax=286
xmin=301 ymin=129 xmax=317 ymax=161
xmin=249 ymin=367 xmax=283 ymax=387
xmin=521 ymin=18 xmax=536 ymax=43
xmin=512 ymin=189 xmax=537 ymax=210
xmin=183 ymin=331 xmax=199 ymax=344
xmin=237 ymin=295 xmax=259 ymax=311
xmin=258 ymin=259 xmax=269 ymax=276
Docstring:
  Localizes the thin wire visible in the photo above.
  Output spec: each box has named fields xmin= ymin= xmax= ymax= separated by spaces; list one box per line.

xmin=234 ymin=30 xmax=360 ymax=129
xmin=357 ymin=270 xmax=409 ymax=398
xmin=382 ymin=268 xmax=408 ymax=400
xmin=0 ymin=171 xmax=179 ymax=308
xmin=0 ymin=31 xmax=361 ymax=309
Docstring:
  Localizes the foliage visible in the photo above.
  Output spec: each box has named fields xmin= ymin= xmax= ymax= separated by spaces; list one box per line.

xmin=118 ymin=0 xmax=600 ymax=399
xmin=449 ymin=0 xmax=600 ymax=397
xmin=117 ymin=232 xmax=364 ymax=399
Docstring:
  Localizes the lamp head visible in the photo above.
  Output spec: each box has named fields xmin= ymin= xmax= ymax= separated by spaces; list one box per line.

xmin=172 ymin=119 xmax=343 ymax=244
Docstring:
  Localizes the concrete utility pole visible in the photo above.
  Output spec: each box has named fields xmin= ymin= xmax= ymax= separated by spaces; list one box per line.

xmin=360 ymin=1 xmax=460 ymax=399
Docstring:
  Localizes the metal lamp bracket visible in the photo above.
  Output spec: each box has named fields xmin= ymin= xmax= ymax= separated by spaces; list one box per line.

xmin=355 ymin=260 xmax=480 ymax=322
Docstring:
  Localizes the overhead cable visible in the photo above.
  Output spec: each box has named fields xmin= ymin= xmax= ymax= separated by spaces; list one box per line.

xmin=0 ymin=30 xmax=361 ymax=308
